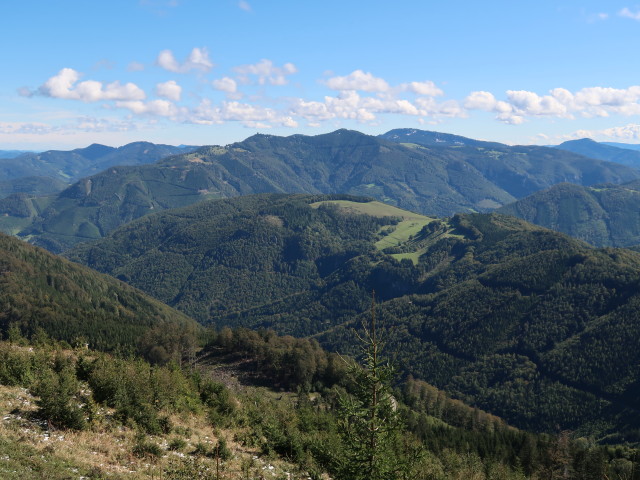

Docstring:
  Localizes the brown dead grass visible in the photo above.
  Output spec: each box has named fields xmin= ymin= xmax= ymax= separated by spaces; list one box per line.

xmin=0 ymin=384 xmax=308 ymax=479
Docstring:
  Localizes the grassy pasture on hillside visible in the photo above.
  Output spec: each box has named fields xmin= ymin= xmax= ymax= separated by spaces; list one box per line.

xmin=311 ymin=200 xmax=464 ymax=264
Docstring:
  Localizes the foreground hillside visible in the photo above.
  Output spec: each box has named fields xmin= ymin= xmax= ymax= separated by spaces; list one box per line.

xmin=7 ymin=128 xmax=640 ymax=252
xmin=497 ymin=180 xmax=640 ymax=247
xmin=68 ymin=193 xmax=640 ymax=438
xmin=1 ymin=329 xmax=636 ymax=479
xmin=0 ymin=232 xmax=196 ymax=352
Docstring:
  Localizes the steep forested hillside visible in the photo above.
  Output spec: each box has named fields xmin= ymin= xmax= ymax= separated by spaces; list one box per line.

xmin=67 ymin=193 xmax=640 ymax=438
xmin=0 ymin=233 xmax=196 ymax=351
xmin=9 ymin=129 xmax=640 ymax=253
xmin=0 ymin=176 xmax=67 ymax=199
xmin=497 ymin=180 xmax=640 ymax=247
xmin=67 ymin=193 xmax=395 ymax=323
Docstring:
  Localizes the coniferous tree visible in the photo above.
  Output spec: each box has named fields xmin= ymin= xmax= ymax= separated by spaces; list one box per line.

xmin=336 ymin=292 xmax=403 ymax=480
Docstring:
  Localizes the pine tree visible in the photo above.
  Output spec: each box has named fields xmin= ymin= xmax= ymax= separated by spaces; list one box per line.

xmin=336 ymin=291 xmax=403 ymax=480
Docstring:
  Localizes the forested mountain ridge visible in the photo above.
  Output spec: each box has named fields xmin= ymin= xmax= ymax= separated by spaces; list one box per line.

xmin=66 ymin=193 xmax=640 ymax=438
xmin=0 ymin=141 xmax=197 ymax=185
xmin=380 ymin=129 xmax=640 ymax=194
xmin=379 ymin=127 xmax=507 ymax=148
xmin=0 ymin=149 xmax=35 ymax=159
xmin=497 ymin=180 xmax=640 ymax=247
xmin=554 ymin=138 xmax=640 ymax=168
xmin=7 ymin=129 xmax=640 ymax=253
xmin=0 ymin=232 xmax=197 ymax=352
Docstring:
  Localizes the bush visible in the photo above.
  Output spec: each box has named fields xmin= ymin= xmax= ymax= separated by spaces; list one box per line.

xmin=168 ymin=437 xmax=188 ymax=451
xmin=216 ymin=437 xmax=232 ymax=461
xmin=132 ymin=433 xmax=163 ymax=458
xmin=193 ymin=442 xmax=210 ymax=456
xmin=31 ymin=365 xmax=86 ymax=430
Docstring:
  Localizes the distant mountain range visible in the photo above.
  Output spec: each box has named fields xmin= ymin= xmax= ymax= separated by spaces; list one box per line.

xmin=4 ymin=129 xmax=640 ymax=253
xmin=0 ymin=150 xmax=37 ymax=159
xmin=379 ymin=128 xmax=506 ymax=148
xmin=66 ymin=193 xmax=640 ymax=439
xmin=0 ymin=142 xmax=197 ymax=196
xmin=602 ymin=142 xmax=640 ymax=152
xmin=552 ymin=138 xmax=640 ymax=168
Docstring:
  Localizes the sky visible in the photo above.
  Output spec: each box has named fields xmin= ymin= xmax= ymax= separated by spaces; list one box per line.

xmin=3 ymin=0 xmax=640 ymax=149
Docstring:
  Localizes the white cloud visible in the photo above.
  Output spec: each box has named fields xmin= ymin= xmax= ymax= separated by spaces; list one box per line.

xmin=465 ymin=85 xmax=640 ymax=124
xmin=506 ymin=90 xmax=568 ymax=116
xmin=187 ymin=98 xmax=297 ymax=128
xmin=281 ymin=117 xmax=298 ymax=128
xmin=563 ymin=123 xmax=640 ymax=141
xmin=415 ymin=98 xmax=465 ymax=117
xmin=238 ymin=0 xmax=252 ymax=12
xmin=38 ymin=68 xmax=146 ymax=102
xmin=291 ymin=99 xmax=334 ymax=121
xmin=116 ymin=99 xmax=180 ymax=117
xmin=234 ymin=59 xmax=297 ymax=85
xmin=156 ymin=47 xmax=214 ymax=73
xmin=156 ymin=80 xmax=182 ymax=101
xmin=464 ymin=91 xmax=497 ymax=110
xmin=619 ymin=7 xmax=640 ymax=20
xmin=401 ymin=81 xmax=443 ymax=96
xmin=290 ymin=89 xmax=463 ymax=125
xmin=325 ymin=70 xmax=390 ymax=93
xmin=212 ymin=77 xmax=238 ymax=93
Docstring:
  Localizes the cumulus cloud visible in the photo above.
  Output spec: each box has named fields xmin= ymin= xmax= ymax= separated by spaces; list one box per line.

xmin=325 ymin=70 xmax=390 ymax=93
xmin=187 ymin=99 xmax=297 ymax=128
xmin=563 ymin=123 xmax=640 ymax=141
xmin=290 ymin=90 xmax=463 ymax=124
xmin=620 ymin=7 xmax=640 ymax=20
xmin=234 ymin=59 xmax=297 ymax=85
xmin=465 ymin=85 xmax=640 ymax=124
xmin=464 ymin=91 xmax=497 ymax=110
xmin=156 ymin=47 xmax=214 ymax=73
xmin=38 ymin=68 xmax=146 ymax=102
xmin=212 ymin=77 xmax=238 ymax=93
xmin=401 ymin=81 xmax=444 ymax=96
xmin=116 ymin=99 xmax=181 ymax=117
xmin=155 ymin=80 xmax=182 ymax=101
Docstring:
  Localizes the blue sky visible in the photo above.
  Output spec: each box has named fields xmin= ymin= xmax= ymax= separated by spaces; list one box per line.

xmin=3 ymin=0 xmax=640 ymax=149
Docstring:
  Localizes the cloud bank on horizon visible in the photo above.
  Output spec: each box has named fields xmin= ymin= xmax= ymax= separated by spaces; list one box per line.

xmin=3 ymin=1 xmax=640 ymax=148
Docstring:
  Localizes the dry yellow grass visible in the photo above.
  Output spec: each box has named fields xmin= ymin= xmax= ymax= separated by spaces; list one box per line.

xmin=0 ymin=384 xmax=308 ymax=479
